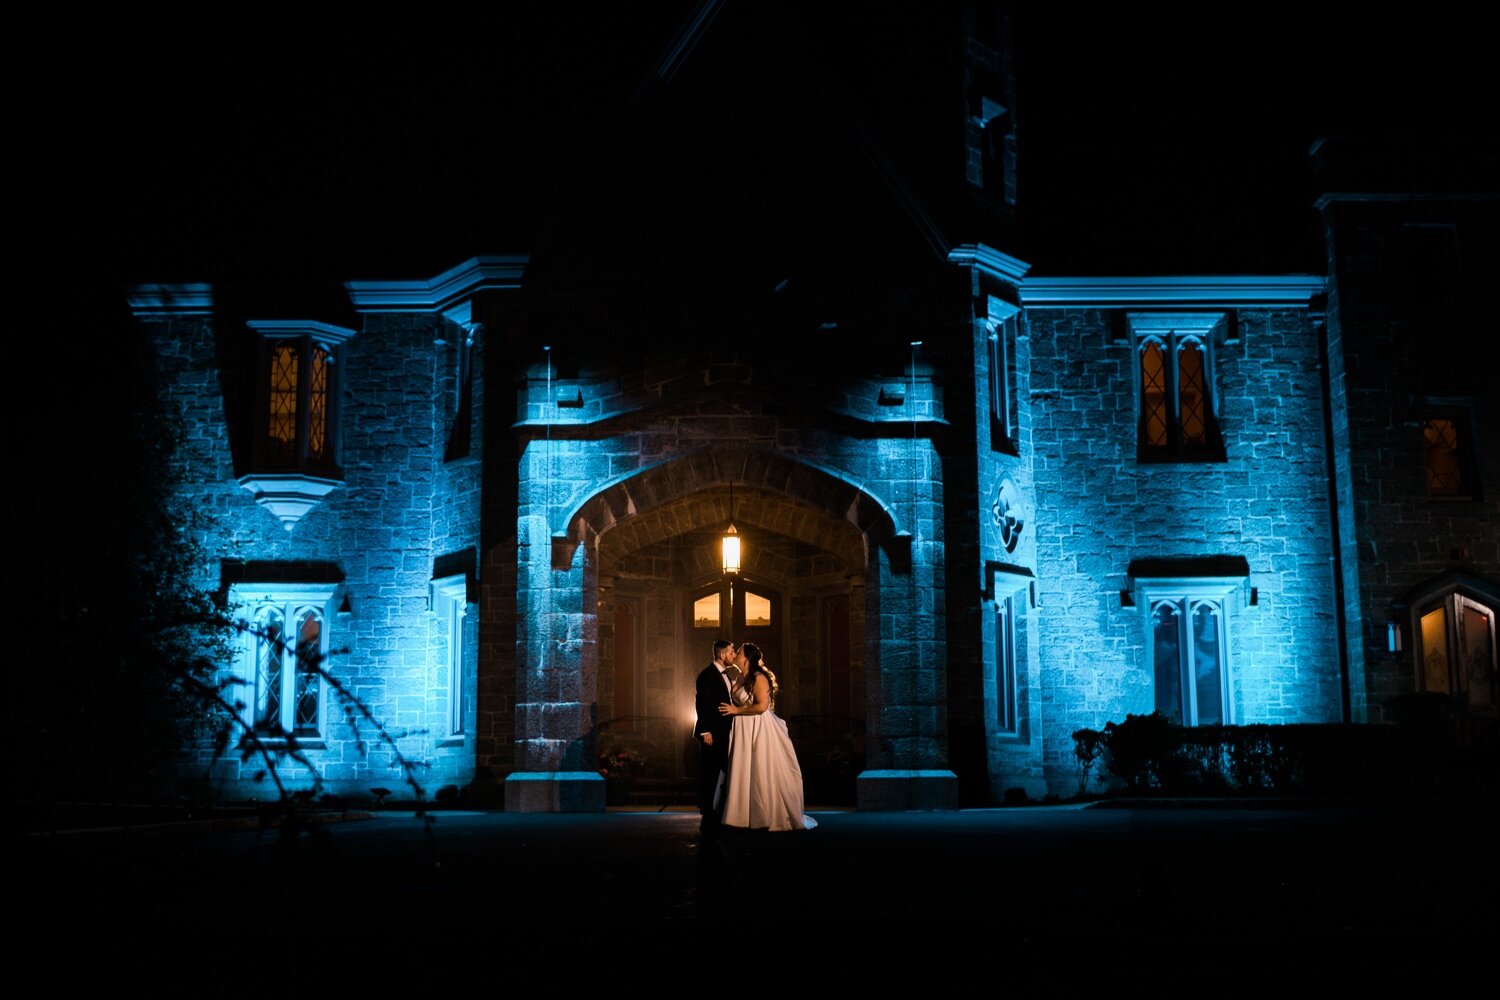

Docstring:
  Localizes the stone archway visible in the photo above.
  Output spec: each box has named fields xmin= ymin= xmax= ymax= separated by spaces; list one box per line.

xmin=507 ymin=445 xmax=953 ymax=813
xmin=591 ymin=484 xmax=869 ymax=806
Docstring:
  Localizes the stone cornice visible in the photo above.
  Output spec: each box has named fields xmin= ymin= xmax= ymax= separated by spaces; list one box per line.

xmin=947 ymin=243 xmax=1032 ymax=284
xmin=245 ymin=319 xmax=358 ymax=343
xmin=344 ymin=255 xmax=528 ymax=313
xmin=128 ymin=284 xmax=214 ymax=316
xmin=1019 ymin=275 xmax=1324 ymax=308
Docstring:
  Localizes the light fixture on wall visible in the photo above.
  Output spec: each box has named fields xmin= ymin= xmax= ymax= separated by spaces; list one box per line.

xmin=722 ymin=481 xmax=741 ymax=575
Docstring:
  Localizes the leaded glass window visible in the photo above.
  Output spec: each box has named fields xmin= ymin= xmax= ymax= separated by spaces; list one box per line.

xmin=1178 ymin=341 xmax=1208 ymax=446
xmin=309 ymin=345 xmax=330 ymax=463
xmin=249 ymin=323 xmax=346 ymax=477
xmin=268 ymin=345 xmax=299 ymax=464
xmin=1141 ymin=340 xmax=1169 ymax=448
xmin=1134 ymin=323 xmax=1222 ymax=462
xmin=1424 ymin=418 xmax=1463 ymax=495
xmin=231 ymin=584 xmax=335 ymax=740
xmin=254 ymin=607 xmax=285 ymax=732
xmin=293 ymin=611 xmax=322 ymax=736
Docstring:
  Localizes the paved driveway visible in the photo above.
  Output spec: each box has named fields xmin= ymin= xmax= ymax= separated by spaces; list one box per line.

xmin=20 ymin=800 xmax=1494 ymax=991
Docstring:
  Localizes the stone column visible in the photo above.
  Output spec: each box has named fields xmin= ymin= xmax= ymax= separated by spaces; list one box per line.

xmin=505 ymin=442 xmax=604 ymax=812
xmin=857 ymin=444 xmax=958 ymax=810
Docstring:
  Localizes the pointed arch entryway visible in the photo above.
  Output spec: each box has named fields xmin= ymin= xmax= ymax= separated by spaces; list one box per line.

xmin=507 ymin=442 xmax=957 ymax=813
xmin=570 ymin=448 xmax=898 ymax=808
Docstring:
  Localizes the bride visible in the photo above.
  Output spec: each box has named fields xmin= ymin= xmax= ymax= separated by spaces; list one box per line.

xmin=717 ymin=642 xmax=818 ymax=831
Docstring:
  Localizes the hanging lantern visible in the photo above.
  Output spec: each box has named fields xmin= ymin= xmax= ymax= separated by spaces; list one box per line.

xmin=722 ymin=481 xmax=741 ymax=574
xmin=721 ymin=523 xmax=740 ymax=575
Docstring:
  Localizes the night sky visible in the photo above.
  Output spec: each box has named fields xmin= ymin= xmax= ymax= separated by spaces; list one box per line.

xmin=67 ymin=5 xmax=1489 ymax=285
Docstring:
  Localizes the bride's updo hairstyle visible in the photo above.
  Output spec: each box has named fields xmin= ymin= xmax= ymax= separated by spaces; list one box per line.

xmin=739 ymin=641 xmax=779 ymax=700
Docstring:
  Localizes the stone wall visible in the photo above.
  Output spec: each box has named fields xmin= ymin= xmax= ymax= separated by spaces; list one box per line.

xmin=513 ymin=352 xmax=950 ymax=779
xmin=1320 ymin=191 xmax=1500 ymax=718
xmin=1024 ymin=306 xmax=1343 ymax=791
xmin=147 ymin=308 xmax=483 ymax=799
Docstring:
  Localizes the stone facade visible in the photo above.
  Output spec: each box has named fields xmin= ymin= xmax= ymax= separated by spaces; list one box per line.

xmin=1314 ymin=138 xmax=1500 ymax=724
xmin=137 ymin=300 xmax=485 ymax=798
xmin=128 ymin=57 xmax=1496 ymax=808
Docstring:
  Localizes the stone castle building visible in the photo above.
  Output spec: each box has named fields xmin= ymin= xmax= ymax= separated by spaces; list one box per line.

xmin=129 ymin=7 xmax=1497 ymax=808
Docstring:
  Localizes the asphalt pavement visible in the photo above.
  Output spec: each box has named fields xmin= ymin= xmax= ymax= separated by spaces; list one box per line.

xmin=19 ymin=799 xmax=1495 ymax=992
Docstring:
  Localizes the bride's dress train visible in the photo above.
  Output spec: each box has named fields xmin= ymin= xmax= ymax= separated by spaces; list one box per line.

xmin=721 ymin=704 xmax=818 ymax=832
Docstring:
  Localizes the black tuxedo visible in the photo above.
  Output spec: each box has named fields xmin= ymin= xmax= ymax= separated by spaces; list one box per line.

xmin=695 ymin=662 xmax=734 ymax=819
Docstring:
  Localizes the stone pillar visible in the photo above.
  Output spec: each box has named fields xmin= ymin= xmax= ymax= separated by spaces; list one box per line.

xmin=857 ymin=461 xmax=958 ymax=811
xmin=506 ymin=445 xmax=604 ymax=812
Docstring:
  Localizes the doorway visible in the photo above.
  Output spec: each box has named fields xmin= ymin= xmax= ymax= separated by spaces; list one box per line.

xmin=1417 ymin=592 xmax=1497 ymax=715
xmin=686 ymin=576 xmax=783 ymax=679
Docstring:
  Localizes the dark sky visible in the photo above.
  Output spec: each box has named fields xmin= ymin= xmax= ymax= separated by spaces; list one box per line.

xmin=72 ymin=4 xmax=1490 ymax=284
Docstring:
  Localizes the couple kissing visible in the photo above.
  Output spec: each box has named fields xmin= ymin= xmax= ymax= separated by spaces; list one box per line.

xmin=695 ymin=638 xmax=817 ymax=833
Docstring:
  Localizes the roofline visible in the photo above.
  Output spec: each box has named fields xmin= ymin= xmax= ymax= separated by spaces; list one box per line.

xmin=128 ymin=257 xmax=530 ymax=317
xmin=127 ymin=284 xmax=215 ymax=316
xmin=1019 ymin=275 xmax=1325 ymax=308
xmin=947 ymin=243 xmax=1032 ymax=283
xmin=345 ymin=255 xmax=529 ymax=312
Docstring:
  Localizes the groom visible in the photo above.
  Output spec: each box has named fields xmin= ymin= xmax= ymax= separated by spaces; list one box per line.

xmin=695 ymin=638 xmax=737 ymax=830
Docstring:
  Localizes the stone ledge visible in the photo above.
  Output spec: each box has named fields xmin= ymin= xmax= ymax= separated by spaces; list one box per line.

xmin=856 ymin=769 xmax=960 ymax=811
xmin=504 ymin=771 xmax=606 ymax=813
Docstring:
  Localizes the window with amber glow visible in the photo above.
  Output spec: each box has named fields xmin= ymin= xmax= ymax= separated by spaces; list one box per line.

xmin=1424 ymin=418 xmax=1463 ymax=495
xmin=1137 ymin=334 xmax=1221 ymax=461
xmin=744 ymin=590 xmax=772 ymax=627
xmin=693 ymin=594 xmax=720 ymax=629
xmin=1415 ymin=590 xmax=1497 ymax=714
xmin=249 ymin=322 xmax=347 ymax=478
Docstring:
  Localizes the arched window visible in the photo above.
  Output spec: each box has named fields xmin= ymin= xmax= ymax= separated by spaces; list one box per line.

xmin=231 ymin=583 xmax=336 ymax=740
xmin=1133 ymin=569 xmax=1246 ymax=727
xmin=1150 ymin=598 xmax=1229 ymax=725
xmin=252 ymin=606 xmax=285 ymax=733
xmin=1128 ymin=313 xmax=1227 ymax=463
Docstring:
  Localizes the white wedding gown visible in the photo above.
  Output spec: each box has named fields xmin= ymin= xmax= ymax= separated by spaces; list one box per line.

xmin=720 ymin=686 xmax=818 ymax=831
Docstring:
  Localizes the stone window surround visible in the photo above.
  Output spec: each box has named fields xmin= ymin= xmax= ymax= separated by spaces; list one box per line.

xmin=986 ymin=565 xmax=1034 ymax=742
xmin=1415 ymin=396 xmax=1483 ymax=501
xmin=240 ymin=320 xmax=357 ymax=531
xmin=228 ymin=582 xmax=338 ymax=746
xmin=1127 ymin=312 xmax=1227 ymax=463
xmin=431 ymin=574 xmax=472 ymax=744
xmin=994 ymin=589 xmax=1020 ymax=737
xmin=1133 ymin=575 xmax=1248 ymax=727
xmin=987 ymin=298 xmax=1021 ymax=455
